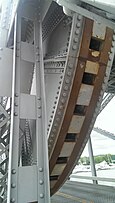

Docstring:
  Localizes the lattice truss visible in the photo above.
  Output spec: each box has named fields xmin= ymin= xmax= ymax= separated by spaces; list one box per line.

xmin=0 ymin=97 xmax=10 ymax=201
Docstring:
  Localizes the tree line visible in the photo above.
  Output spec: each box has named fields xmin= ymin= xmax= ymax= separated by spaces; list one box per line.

xmin=79 ymin=154 xmax=115 ymax=165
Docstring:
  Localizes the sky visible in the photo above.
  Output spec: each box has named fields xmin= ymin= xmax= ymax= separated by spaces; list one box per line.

xmin=82 ymin=96 xmax=115 ymax=157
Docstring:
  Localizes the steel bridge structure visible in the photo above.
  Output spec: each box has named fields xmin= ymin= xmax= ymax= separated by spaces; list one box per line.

xmin=0 ymin=0 xmax=115 ymax=202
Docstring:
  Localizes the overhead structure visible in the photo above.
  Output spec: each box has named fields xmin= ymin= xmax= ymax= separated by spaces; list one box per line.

xmin=0 ymin=0 xmax=115 ymax=202
xmin=99 ymin=93 xmax=114 ymax=114
xmin=93 ymin=127 xmax=115 ymax=140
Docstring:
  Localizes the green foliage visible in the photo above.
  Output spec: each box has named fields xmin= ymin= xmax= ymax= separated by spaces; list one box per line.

xmin=79 ymin=154 xmax=115 ymax=165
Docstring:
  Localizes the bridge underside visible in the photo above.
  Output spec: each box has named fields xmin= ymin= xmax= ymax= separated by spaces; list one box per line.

xmin=0 ymin=0 xmax=115 ymax=203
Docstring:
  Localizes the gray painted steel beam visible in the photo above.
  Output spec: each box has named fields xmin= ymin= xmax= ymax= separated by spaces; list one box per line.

xmin=57 ymin=0 xmax=115 ymax=28
xmin=93 ymin=127 xmax=115 ymax=140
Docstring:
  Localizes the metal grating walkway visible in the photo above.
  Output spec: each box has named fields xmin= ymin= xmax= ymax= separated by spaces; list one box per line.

xmin=51 ymin=181 xmax=115 ymax=203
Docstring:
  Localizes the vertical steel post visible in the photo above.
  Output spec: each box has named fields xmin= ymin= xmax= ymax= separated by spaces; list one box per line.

xmin=88 ymin=136 xmax=98 ymax=184
xmin=7 ymin=11 xmax=21 ymax=203
xmin=34 ymin=3 xmax=50 ymax=203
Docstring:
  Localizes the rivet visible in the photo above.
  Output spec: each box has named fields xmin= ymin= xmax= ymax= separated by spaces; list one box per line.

xmin=0 ymin=47 xmax=3 ymax=50
xmin=77 ymin=14 xmax=82 ymax=20
xmin=15 ymin=93 xmax=18 ymax=97
xmin=11 ymin=183 xmax=16 ymax=188
xmin=39 ymin=180 xmax=44 ymax=185
xmin=12 ymin=169 xmax=16 ymax=174
xmin=54 ymin=123 xmax=58 ymax=127
xmin=112 ymin=35 xmax=115 ymax=41
xmin=74 ymin=37 xmax=78 ymax=43
xmin=61 ymin=98 xmax=65 ymax=104
xmin=64 ymin=86 xmax=68 ymax=90
xmin=51 ymin=134 xmax=54 ymax=138
xmin=40 ymin=193 xmax=44 ymax=198
xmin=38 ymin=97 xmax=41 ymax=100
xmin=38 ymin=106 xmax=41 ymax=109
xmin=65 ymin=79 xmax=70 ymax=84
xmin=112 ymin=41 xmax=115 ymax=47
xmin=63 ymin=92 xmax=67 ymax=97
xmin=110 ymin=48 xmax=114 ymax=53
xmin=76 ymin=22 xmax=81 ymax=28
xmin=109 ymin=55 xmax=112 ymax=60
xmin=57 ymin=111 xmax=61 ymax=115
xmin=39 ymin=168 xmax=43 ymax=172
xmin=14 ymin=103 xmax=18 ymax=106
xmin=14 ymin=112 xmax=18 ymax=116
xmin=38 ymin=115 xmax=41 ymax=118
xmin=75 ymin=29 xmax=79 ymax=35
xmin=72 ymin=45 xmax=77 ymax=50
xmin=68 ymin=63 xmax=73 ymax=68
xmin=10 ymin=198 xmax=15 ymax=203
xmin=67 ymin=71 xmax=71 ymax=76
xmin=59 ymin=105 xmax=63 ymax=109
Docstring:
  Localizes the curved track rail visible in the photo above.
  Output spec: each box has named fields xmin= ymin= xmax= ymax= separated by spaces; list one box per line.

xmin=47 ymin=13 xmax=114 ymax=195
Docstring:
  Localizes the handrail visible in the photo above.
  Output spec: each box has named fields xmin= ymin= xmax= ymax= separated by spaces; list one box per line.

xmin=70 ymin=174 xmax=115 ymax=183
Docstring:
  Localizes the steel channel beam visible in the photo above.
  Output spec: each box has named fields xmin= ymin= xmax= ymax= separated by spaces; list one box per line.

xmin=34 ymin=5 xmax=50 ymax=203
